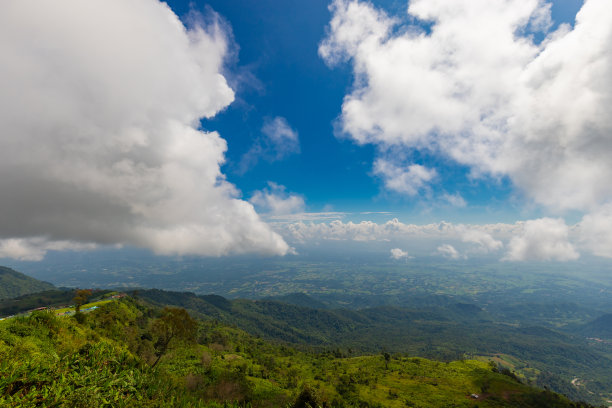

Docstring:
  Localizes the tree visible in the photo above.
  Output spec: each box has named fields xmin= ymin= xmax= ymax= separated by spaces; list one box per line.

xmin=151 ymin=307 xmax=197 ymax=368
xmin=73 ymin=289 xmax=92 ymax=312
xmin=292 ymin=385 xmax=320 ymax=408
xmin=382 ymin=352 xmax=391 ymax=370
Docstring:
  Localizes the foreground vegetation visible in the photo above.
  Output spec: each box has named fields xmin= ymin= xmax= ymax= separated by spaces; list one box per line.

xmin=0 ymin=296 xmax=595 ymax=407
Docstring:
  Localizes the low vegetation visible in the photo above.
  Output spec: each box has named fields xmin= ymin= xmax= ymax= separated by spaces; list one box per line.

xmin=0 ymin=295 xmax=595 ymax=407
xmin=136 ymin=289 xmax=612 ymax=404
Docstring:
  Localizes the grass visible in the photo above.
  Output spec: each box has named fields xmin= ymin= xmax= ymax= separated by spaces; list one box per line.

xmin=54 ymin=299 xmax=113 ymax=315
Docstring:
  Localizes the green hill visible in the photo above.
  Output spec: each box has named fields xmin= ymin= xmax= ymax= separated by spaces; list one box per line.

xmin=137 ymin=289 xmax=612 ymax=405
xmin=0 ymin=296 xmax=592 ymax=407
xmin=0 ymin=266 xmax=55 ymax=300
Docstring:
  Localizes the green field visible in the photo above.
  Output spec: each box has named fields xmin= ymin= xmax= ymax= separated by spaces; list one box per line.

xmin=53 ymin=299 xmax=113 ymax=315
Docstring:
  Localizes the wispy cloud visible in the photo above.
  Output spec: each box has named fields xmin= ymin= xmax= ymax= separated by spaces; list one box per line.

xmin=436 ymin=244 xmax=463 ymax=260
xmin=250 ymin=182 xmax=305 ymax=216
xmin=441 ymin=192 xmax=467 ymax=208
xmin=390 ymin=247 xmax=412 ymax=260
xmin=239 ymin=116 xmax=300 ymax=173
xmin=373 ymin=159 xmax=437 ymax=196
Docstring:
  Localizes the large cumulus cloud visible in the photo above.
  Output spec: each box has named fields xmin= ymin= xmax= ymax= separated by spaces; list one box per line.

xmin=0 ymin=0 xmax=288 ymax=259
xmin=320 ymin=0 xmax=612 ymax=255
xmin=503 ymin=218 xmax=579 ymax=261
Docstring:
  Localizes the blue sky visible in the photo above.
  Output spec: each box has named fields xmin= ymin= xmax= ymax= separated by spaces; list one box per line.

xmin=1 ymin=0 xmax=611 ymax=264
xmin=172 ymin=0 xmax=584 ymax=223
xmin=193 ymin=0 xmax=379 ymax=216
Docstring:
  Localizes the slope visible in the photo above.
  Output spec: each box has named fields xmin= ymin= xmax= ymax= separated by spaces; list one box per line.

xmin=0 ymin=295 xmax=592 ymax=408
xmin=138 ymin=289 xmax=612 ymax=405
xmin=0 ymin=266 xmax=55 ymax=300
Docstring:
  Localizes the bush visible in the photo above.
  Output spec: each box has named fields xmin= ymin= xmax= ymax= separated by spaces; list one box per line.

xmin=292 ymin=385 xmax=320 ymax=408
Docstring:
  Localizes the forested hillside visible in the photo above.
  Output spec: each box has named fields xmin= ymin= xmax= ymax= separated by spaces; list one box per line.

xmin=0 ymin=266 xmax=55 ymax=300
xmin=0 ymin=295 xmax=594 ymax=407
xmin=137 ymin=289 xmax=612 ymax=405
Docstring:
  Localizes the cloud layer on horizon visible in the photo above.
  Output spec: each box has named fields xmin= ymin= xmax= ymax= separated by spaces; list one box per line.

xmin=0 ymin=0 xmax=288 ymax=260
xmin=279 ymin=217 xmax=602 ymax=261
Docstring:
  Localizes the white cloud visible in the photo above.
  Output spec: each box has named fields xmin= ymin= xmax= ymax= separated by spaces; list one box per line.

xmin=390 ymin=247 xmax=411 ymax=260
xmin=373 ymin=159 xmax=437 ymax=196
xmin=0 ymin=0 xmax=288 ymax=259
xmin=320 ymin=0 xmax=612 ymax=212
xmin=282 ymin=218 xmax=518 ymax=244
xmin=278 ymin=217 xmax=592 ymax=261
xmin=239 ymin=116 xmax=300 ymax=172
xmin=0 ymin=238 xmax=96 ymax=262
xmin=503 ymin=218 xmax=579 ymax=261
xmin=267 ymin=212 xmax=346 ymax=222
xmin=250 ymin=182 xmax=305 ymax=216
xmin=437 ymin=244 xmax=463 ymax=260
xmin=460 ymin=228 xmax=503 ymax=253
xmin=277 ymin=215 xmax=612 ymax=261
xmin=577 ymin=205 xmax=612 ymax=258
xmin=262 ymin=117 xmax=300 ymax=158
xmin=442 ymin=192 xmax=467 ymax=208
xmin=286 ymin=220 xmax=389 ymax=243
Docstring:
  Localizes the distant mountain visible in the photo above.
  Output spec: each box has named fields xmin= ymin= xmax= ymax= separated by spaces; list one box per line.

xmin=0 ymin=266 xmax=55 ymax=300
xmin=578 ymin=313 xmax=612 ymax=339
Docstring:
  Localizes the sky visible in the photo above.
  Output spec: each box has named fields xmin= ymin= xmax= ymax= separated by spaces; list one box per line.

xmin=1 ymin=0 xmax=611 ymax=264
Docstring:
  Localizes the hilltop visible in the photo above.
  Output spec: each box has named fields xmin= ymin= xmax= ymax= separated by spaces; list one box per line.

xmin=0 ymin=266 xmax=55 ymax=300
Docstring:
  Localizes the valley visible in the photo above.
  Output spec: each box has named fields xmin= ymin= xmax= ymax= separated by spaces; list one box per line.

xmin=2 ymin=262 xmax=612 ymax=406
